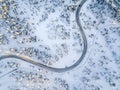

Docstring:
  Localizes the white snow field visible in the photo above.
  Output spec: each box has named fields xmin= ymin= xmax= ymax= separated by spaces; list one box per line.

xmin=0 ymin=0 xmax=120 ymax=90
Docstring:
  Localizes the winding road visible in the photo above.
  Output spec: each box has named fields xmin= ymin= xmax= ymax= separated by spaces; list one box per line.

xmin=0 ymin=0 xmax=87 ymax=72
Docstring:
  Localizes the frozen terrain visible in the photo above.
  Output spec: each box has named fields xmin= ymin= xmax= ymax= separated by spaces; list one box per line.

xmin=0 ymin=0 xmax=120 ymax=90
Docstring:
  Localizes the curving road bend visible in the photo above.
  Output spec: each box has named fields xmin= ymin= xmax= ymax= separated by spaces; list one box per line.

xmin=0 ymin=0 xmax=87 ymax=72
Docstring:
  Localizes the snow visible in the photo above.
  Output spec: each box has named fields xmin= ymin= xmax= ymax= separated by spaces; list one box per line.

xmin=0 ymin=0 xmax=120 ymax=90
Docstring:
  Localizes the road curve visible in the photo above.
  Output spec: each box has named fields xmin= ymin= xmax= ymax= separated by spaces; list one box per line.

xmin=0 ymin=0 xmax=87 ymax=72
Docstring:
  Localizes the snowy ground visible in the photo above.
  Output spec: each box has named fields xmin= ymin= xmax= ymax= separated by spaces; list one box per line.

xmin=0 ymin=0 xmax=120 ymax=90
